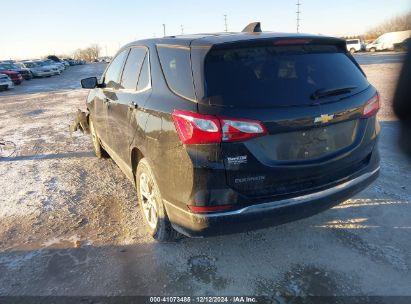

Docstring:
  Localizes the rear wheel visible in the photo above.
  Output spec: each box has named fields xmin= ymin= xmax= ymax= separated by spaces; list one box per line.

xmin=89 ymin=119 xmax=108 ymax=158
xmin=350 ymin=48 xmax=356 ymax=54
xmin=369 ymin=47 xmax=376 ymax=53
xmin=136 ymin=158 xmax=179 ymax=242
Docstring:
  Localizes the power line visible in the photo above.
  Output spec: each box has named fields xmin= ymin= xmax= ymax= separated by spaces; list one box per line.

xmin=296 ymin=0 xmax=302 ymax=33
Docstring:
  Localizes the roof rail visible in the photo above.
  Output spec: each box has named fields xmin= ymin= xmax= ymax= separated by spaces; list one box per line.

xmin=242 ymin=22 xmax=262 ymax=33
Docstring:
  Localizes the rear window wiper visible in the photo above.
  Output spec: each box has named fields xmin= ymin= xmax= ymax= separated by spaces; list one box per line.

xmin=311 ymin=86 xmax=357 ymax=100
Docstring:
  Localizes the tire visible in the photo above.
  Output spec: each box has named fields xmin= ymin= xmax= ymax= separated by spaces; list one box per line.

xmin=370 ymin=47 xmax=376 ymax=53
xmin=136 ymin=158 xmax=179 ymax=242
xmin=89 ymin=119 xmax=108 ymax=158
xmin=350 ymin=48 xmax=356 ymax=54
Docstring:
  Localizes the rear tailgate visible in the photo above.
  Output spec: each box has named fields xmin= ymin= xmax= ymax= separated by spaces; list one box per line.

xmin=197 ymin=37 xmax=378 ymax=199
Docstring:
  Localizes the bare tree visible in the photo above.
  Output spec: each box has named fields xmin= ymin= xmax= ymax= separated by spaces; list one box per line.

xmin=365 ymin=12 xmax=411 ymax=40
xmin=89 ymin=44 xmax=101 ymax=60
xmin=71 ymin=44 xmax=102 ymax=62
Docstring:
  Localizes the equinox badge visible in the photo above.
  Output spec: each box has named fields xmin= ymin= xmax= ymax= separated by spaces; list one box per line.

xmin=314 ymin=114 xmax=334 ymax=124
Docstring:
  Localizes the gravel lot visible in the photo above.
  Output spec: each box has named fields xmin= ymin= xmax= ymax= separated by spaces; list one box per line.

xmin=0 ymin=61 xmax=410 ymax=297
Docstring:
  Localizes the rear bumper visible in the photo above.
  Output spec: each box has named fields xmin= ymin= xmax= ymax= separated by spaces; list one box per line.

xmin=165 ymin=167 xmax=379 ymax=237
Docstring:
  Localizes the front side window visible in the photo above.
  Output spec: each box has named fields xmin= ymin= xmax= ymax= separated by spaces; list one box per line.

xmin=104 ymin=49 xmax=128 ymax=89
xmin=120 ymin=47 xmax=147 ymax=90
xmin=157 ymin=45 xmax=196 ymax=100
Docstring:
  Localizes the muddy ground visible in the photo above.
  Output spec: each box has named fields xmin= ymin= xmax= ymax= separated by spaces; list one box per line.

xmin=0 ymin=62 xmax=410 ymax=297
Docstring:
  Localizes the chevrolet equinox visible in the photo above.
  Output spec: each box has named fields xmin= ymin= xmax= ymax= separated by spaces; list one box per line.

xmin=80 ymin=23 xmax=380 ymax=241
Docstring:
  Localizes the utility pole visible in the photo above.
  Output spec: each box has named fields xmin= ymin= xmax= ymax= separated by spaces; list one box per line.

xmin=181 ymin=24 xmax=184 ymax=35
xmin=224 ymin=14 xmax=228 ymax=32
xmin=296 ymin=0 xmax=302 ymax=33
xmin=162 ymin=24 xmax=166 ymax=37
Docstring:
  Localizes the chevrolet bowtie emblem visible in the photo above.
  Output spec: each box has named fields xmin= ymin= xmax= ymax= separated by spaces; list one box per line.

xmin=314 ymin=114 xmax=334 ymax=124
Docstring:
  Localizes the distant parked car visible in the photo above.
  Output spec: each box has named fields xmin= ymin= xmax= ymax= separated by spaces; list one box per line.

xmin=0 ymin=70 xmax=23 ymax=85
xmin=44 ymin=59 xmax=65 ymax=71
xmin=20 ymin=61 xmax=54 ymax=77
xmin=0 ymin=74 xmax=14 ymax=91
xmin=345 ymin=39 xmax=362 ymax=53
xmin=63 ymin=58 xmax=77 ymax=66
xmin=34 ymin=60 xmax=61 ymax=75
xmin=0 ymin=62 xmax=33 ymax=80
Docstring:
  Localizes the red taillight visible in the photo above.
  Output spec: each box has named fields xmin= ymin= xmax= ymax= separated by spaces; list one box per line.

xmin=220 ymin=117 xmax=267 ymax=142
xmin=362 ymin=93 xmax=380 ymax=118
xmin=172 ymin=110 xmax=267 ymax=145
xmin=172 ymin=110 xmax=221 ymax=144
xmin=188 ymin=204 xmax=234 ymax=213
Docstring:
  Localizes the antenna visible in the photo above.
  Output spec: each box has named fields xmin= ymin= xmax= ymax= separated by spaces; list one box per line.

xmin=162 ymin=24 xmax=166 ymax=37
xmin=296 ymin=0 xmax=302 ymax=33
xmin=224 ymin=14 xmax=228 ymax=32
xmin=181 ymin=24 xmax=184 ymax=35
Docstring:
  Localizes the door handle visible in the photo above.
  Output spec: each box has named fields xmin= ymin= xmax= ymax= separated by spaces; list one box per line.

xmin=129 ymin=101 xmax=138 ymax=109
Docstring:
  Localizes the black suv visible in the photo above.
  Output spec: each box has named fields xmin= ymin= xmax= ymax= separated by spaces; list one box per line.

xmin=80 ymin=24 xmax=380 ymax=241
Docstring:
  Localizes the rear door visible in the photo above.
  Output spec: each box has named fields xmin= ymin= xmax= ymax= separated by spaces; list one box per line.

xmin=201 ymin=39 xmax=377 ymax=198
xmin=106 ymin=46 xmax=151 ymax=166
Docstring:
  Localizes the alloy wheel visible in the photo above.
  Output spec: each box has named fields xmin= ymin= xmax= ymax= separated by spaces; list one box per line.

xmin=139 ymin=172 xmax=158 ymax=229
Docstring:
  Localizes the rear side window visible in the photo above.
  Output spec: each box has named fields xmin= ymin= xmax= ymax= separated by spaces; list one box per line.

xmin=104 ymin=49 xmax=128 ymax=89
xmin=120 ymin=47 xmax=147 ymax=90
xmin=204 ymin=44 xmax=369 ymax=107
xmin=157 ymin=45 xmax=196 ymax=100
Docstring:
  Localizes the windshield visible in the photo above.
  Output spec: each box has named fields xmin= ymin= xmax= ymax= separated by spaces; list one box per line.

xmin=204 ymin=44 xmax=369 ymax=107
xmin=24 ymin=62 xmax=39 ymax=68
xmin=0 ymin=63 xmax=14 ymax=69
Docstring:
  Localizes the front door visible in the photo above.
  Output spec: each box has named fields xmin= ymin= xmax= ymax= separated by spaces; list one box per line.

xmin=97 ymin=49 xmax=129 ymax=145
xmin=106 ymin=46 xmax=151 ymax=166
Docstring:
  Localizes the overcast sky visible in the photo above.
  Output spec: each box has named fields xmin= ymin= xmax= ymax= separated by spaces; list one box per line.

xmin=1 ymin=0 xmax=410 ymax=59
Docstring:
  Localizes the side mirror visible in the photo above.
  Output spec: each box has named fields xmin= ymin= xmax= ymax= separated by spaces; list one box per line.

xmin=81 ymin=77 xmax=98 ymax=89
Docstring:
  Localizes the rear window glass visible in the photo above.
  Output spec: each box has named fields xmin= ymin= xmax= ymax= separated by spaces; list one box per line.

xmin=157 ymin=46 xmax=196 ymax=100
xmin=204 ymin=44 xmax=369 ymax=107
